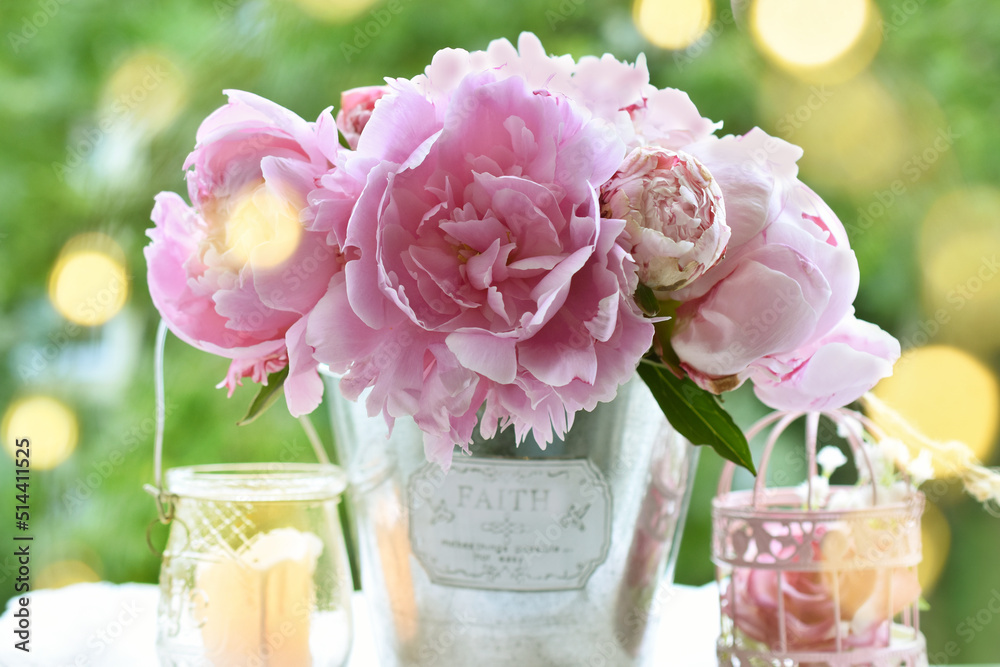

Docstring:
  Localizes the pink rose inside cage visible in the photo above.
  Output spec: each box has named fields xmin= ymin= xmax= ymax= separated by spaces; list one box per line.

xmin=712 ymin=410 xmax=927 ymax=667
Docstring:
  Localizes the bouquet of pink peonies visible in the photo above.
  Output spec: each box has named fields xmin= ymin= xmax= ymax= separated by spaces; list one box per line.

xmin=145 ymin=32 xmax=900 ymax=471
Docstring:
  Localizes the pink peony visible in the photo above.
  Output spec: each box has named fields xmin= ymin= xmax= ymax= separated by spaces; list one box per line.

xmin=336 ymin=85 xmax=388 ymax=150
xmin=601 ymin=147 xmax=729 ymax=291
xmin=669 ymin=129 xmax=862 ymax=395
xmin=145 ymin=90 xmax=341 ymax=415
xmin=307 ymin=70 xmax=653 ymax=467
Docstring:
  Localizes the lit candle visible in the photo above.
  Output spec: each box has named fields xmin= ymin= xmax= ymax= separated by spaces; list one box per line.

xmin=195 ymin=527 xmax=324 ymax=666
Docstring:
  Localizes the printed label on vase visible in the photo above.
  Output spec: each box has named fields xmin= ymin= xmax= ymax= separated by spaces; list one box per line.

xmin=408 ymin=458 xmax=612 ymax=591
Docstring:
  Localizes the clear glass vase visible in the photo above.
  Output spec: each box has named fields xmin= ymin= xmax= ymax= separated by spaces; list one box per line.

xmin=324 ymin=373 xmax=699 ymax=666
xmin=156 ymin=463 xmax=354 ymax=667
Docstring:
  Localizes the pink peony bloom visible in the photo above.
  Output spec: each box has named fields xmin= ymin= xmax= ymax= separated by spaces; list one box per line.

xmin=750 ymin=313 xmax=901 ymax=411
xmin=307 ymin=70 xmax=653 ymax=467
xmin=601 ymin=147 xmax=729 ymax=291
xmin=145 ymin=90 xmax=342 ymax=416
xmin=669 ymin=129 xmax=863 ymax=394
xmin=336 ymin=85 xmax=388 ymax=150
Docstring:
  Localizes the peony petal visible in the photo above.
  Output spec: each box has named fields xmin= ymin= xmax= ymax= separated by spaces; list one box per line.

xmin=283 ymin=317 xmax=323 ymax=417
xmin=518 ymin=311 xmax=599 ymax=387
xmin=752 ymin=315 xmax=900 ymax=411
xmin=260 ymin=155 xmax=319 ymax=210
xmin=307 ymin=275 xmax=389 ymax=374
xmin=356 ymin=79 xmax=441 ymax=164
xmin=446 ymin=331 xmax=517 ymax=384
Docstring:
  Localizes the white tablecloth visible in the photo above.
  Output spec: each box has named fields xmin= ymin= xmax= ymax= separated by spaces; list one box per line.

xmin=0 ymin=582 xmax=722 ymax=666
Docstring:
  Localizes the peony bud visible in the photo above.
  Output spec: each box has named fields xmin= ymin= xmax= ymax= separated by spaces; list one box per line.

xmin=336 ymin=85 xmax=387 ymax=150
xmin=601 ymin=147 xmax=729 ymax=291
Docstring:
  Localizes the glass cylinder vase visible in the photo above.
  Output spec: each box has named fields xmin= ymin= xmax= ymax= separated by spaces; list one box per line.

xmin=323 ymin=372 xmax=698 ymax=666
xmin=156 ymin=463 xmax=354 ymax=667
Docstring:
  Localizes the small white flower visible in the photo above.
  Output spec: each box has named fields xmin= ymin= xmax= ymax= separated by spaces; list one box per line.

xmin=853 ymin=443 xmax=881 ymax=483
xmin=817 ymin=446 xmax=848 ymax=479
xmin=795 ymin=475 xmax=830 ymax=509
xmin=827 ymin=480 xmax=910 ymax=509
xmin=826 ymin=486 xmax=870 ymax=511
xmin=878 ymin=437 xmax=911 ymax=473
xmin=875 ymin=480 xmax=912 ymax=505
xmin=906 ymin=450 xmax=935 ymax=486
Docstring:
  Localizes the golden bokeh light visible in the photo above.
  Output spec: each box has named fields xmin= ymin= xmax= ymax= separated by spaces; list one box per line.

xmin=873 ymin=346 xmax=999 ymax=475
xmin=101 ymin=50 xmax=187 ymax=135
xmin=633 ymin=0 xmax=713 ymax=51
xmin=36 ymin=560 xmax=102 ymax=590
xmin=48 ymin=233 xmax=129 ymax=327
xmin=761 ymin=73 xmax=909 ymax=194
xmin=919 ymin=187 xmax=1000 ymax=263
xmin=753 ymin=0 xmax=866 ymax=66
xmin=918 ymin=501 xmax=949 ymax=592
xmin=290 ymin=0 xmax=384 ymax=23
xmin=2 ymin=395 xmax=79 ymax=470
xmin=224 ymin=184 xmax=303 ymax=269
xmin=919 ymin=188 xmax=1000 ymax=351
xmin=750 ymin=0 xmax=881 ymax=83
xmin=924 ymin=229 xmax=1000 ymax=312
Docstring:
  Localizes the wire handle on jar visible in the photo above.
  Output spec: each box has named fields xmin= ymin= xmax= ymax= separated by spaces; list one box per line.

xmin=142 ymin=320 xmax=177 ymax=557
xmin=144 ymin=320 xmax=176 ymax=526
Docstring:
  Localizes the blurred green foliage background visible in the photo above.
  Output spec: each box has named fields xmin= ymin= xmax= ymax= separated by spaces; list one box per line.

xmin=1 ymin=0 xmax=999 ymax=661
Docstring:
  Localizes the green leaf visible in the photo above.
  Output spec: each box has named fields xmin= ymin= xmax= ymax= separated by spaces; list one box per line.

xmin=636 ymin=359 xmax=756 ymax=475
xmin=634 ymin=282 xmax=661 ymax=317
xmin=236 ymin=366 xmax=290 ymax=426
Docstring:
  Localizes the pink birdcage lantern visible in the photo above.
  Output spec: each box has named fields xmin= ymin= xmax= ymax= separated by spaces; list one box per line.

xmin=712 ymin=409 xmax=928 ymax=667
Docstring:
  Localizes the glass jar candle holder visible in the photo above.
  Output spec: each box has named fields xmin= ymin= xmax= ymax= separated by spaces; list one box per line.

xmin=156 ymin=463 xmax=354 ymax=667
